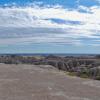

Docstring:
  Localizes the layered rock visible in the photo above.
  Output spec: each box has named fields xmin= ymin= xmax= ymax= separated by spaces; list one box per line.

xmin=0 ymin=54 xmax=100 ymax=80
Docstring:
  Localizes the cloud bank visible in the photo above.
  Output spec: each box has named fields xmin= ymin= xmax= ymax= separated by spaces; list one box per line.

xmin=0 ymin=3 xmax=100 ymax=47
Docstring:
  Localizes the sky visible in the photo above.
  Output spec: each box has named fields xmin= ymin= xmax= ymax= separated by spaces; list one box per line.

xmin=0 ymin=0 xmax=100 ymax=54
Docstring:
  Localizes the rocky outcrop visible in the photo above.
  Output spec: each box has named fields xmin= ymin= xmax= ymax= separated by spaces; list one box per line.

xmin=0 ymin=54 xmax=100 ymax=80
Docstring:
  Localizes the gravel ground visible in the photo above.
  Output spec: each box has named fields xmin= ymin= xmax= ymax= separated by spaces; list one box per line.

xmin=0 ymin=64 xmax=100 ymax=100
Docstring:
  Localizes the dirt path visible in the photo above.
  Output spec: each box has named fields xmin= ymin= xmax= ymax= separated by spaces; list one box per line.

xmin=0 ymin=64 xmax=100 ymax=100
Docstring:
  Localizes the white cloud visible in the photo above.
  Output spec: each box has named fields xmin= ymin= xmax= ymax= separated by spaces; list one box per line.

xmin=0 ymin=4 xmax=100 ymax=46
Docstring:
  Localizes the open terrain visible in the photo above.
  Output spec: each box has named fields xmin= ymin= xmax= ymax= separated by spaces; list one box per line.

xmin=0 ymin=64 xmax=100 ymax=100
xmin=0 ymin=55 xmax=100 ymax=79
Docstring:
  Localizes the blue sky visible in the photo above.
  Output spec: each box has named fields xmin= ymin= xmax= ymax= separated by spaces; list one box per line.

xmin=0 ymin=0 xmax=100 ymax=54
xmin=0 ymin=0 xmax=99 ymax=7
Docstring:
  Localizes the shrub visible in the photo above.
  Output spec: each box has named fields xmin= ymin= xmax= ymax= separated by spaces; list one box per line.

xmin=95 ymin=76 xmax=100 ymax=80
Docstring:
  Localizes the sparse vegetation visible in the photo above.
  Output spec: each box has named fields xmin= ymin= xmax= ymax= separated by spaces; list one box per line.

xmin=67 ymin=72 xmax=77 ymax=77
xmin=0 ymin=54 xmax=100 ymax=80
xmin=95 ymin=76 xmax=100 ymax=80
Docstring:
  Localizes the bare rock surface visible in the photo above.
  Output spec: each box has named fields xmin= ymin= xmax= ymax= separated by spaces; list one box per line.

xmin=0 ymin=64 xmax=100 ymax=100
